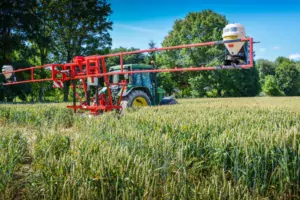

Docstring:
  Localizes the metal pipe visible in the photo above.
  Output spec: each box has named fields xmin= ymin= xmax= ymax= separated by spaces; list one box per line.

xmin=2 ymin=64 xmax=253 ymax=86
xmin=72 ymin=80 xmax=76 ymax=111
xmin=86 ymin=85 xmax=90 ymax=106
xmin=85 ymin=39 xmax=249 ymax=60
xmin=2 ymin=38 xmax=254 ymax=86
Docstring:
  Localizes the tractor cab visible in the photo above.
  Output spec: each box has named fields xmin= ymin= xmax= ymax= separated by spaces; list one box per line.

xmin=110 ymin=64 xmax=153 ymax=94
xmin=100 ymin=64 xmax=177 ymax=108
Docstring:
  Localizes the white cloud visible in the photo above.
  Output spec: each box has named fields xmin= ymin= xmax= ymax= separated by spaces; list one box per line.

xmin=259 ymin=48 xmax=266 ymax=52
xmin=289 ymin=53 xmax=300 ymax=61
xmin=273 ymin=46 xmax=280 ymax=50
xmin=114 ymin=23 xmax=165 ymax=34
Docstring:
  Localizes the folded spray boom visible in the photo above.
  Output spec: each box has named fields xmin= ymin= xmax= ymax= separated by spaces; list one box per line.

xmin=1 ymin=34 xmax=254 ymax=115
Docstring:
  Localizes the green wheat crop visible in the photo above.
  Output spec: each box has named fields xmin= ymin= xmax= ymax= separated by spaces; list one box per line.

xmin=0 ymin=97 xmax=299 ymax=199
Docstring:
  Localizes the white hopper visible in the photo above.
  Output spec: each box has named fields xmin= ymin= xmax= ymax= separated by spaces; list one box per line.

xmin=222 ymin=23 xmax=246 ymax=55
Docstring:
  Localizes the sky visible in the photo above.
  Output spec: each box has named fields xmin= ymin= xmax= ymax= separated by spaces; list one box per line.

xmin=109 ymin=0 xmax=300 ymax=61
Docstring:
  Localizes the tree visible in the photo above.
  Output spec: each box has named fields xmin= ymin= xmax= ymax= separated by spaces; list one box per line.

xmin=227 ymin=65 xmax=260 ymax=97
xmin=275 ymin=56 xmax=290 ymax=65
xmin=157 ymin=72 xmax=175 ymax=96
xmin=24 ymin=1 xmax=54 ymax=102
xmin=0 ymin=0 xmax=36 ymax=66
xmin=256 ymin=59 xmax=276 ymax=84
xmin=275 ymin=60 xmax=300 ymax=96
xmin=159 ymin=10 xmax=228 ymax=95
xmin=159 ymin=10 xmax=260 ymax=97
xmin=262 ymin=75 xmax=284 ymax=96
xmin=106 ymin=47 xmax=146 ymax=67
xmin=50 ymin=0 xmax=113 ymax=101
xmin=0 ymin=0 xmax=113 ymax=102
xmin=0 ymin=0 xmax=37 ymax=101
xmin=145 ymin=40 xmax=156 ymax=64
xmin=189 ymin=66 xmax=260 ymax=97
xmin=296 ymin=61 xmax=300 ymax=71
xmin=188 ymin=71 xmax=210 ymax=97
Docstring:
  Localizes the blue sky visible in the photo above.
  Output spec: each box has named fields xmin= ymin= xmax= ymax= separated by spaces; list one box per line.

xmin=109 ymin=0 xmax=300 ymax=61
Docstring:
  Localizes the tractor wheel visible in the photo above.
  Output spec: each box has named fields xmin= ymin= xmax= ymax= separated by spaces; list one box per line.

xmin=120 ymin=90 xmax=151 ymax=111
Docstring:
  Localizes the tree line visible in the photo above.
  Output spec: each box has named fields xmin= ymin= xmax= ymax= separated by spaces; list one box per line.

xmin=0 ymin=0 xmax=112 ymax=102
xmin=1 ymin=4 xmax=299 ymax=102
xmin=257 ymin=58 xmax=300 ymax=96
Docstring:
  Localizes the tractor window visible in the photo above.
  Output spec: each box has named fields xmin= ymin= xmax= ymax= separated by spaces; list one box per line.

xmin=111 ymin=70 xmax=128 ymax=83
xmin=132 ymin=72 xmax=152 ymax=91
xmin=132 ymin=73 xmax=142 ymax=85
xmin=112 ymin=74 xmax=119 ymax=83
xmin=142 ymin=73 xmax=152 ymax=89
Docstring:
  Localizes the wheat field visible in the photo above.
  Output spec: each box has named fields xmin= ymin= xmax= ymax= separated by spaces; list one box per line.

xmin=0 ymin=97 xmax=300 ymax=199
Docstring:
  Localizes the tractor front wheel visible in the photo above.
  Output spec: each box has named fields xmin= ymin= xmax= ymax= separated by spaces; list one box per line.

xmin=120 ymin=90 xmax=151 ymax=110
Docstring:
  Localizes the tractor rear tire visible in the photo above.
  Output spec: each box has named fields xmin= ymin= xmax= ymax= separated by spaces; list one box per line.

xmin=120 ymin=90 xmax=151 ymax=111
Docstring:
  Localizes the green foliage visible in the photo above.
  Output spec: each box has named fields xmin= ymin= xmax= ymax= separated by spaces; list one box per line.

xmin=106 ymin=47 xmax=146 ymax=67
xmin=0 ymin=0 xmax=37 ymax=66
xmin=0 ymin=98 xmax=300 ymax=199
xmin=257 ymin=58 xmax=300 ymax=96
xmin=0 ymin=104 xmax=74 ymax=128
xmin=158 ymin=10 xmax=228 ymax=94
xmin=0 ymin=0 xmax=40 ymax=102
xmin=275 ymin=61 xmax=300 ymax=96
xmin=161 ymin=10 xmax=227 ymax=67
xmin=50 ymin=0 xmax=112 ymax=62
xmin=275 ymin=56 xmax=291 ymax=65
xmin=256 ymin=59 xmax=276 ymax=83
xmin=158 ymin=10 xmax=260 ymax=97
xmin=189 ymin=66 xmax=260 ymax=97
xmin=49 ymin=0 xmax=113 ymax=101
xmin=0 ymin=131 xmax=30 ymax=199
xmin=0 ymin=0 xmax=113 ymax=102
xmin=35 ymin=134 xmax=70 ymax=161
xmin=227 ymin=66 xmax=261 ymax=97
xmin=145 ymin=40 xmax=157 ymax=64
xmin=262 ymin=75 xmax=284 ymax=96
xmin=157 ymin=72 xmax=175 ymax=95
xmin=189 ymin=72 xmax=209 ymax=97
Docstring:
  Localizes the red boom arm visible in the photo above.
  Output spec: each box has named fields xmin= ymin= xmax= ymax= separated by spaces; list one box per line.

xmin=1 ymin=38 xmax=254 ymax=115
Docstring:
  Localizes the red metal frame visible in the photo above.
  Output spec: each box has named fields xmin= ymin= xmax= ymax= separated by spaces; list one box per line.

xmin=2 ymin=38 xmax=254 ymax=115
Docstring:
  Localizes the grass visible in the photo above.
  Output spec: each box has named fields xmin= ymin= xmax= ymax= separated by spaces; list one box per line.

xmin=0 ymin=97 xmax=299 ymax=199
